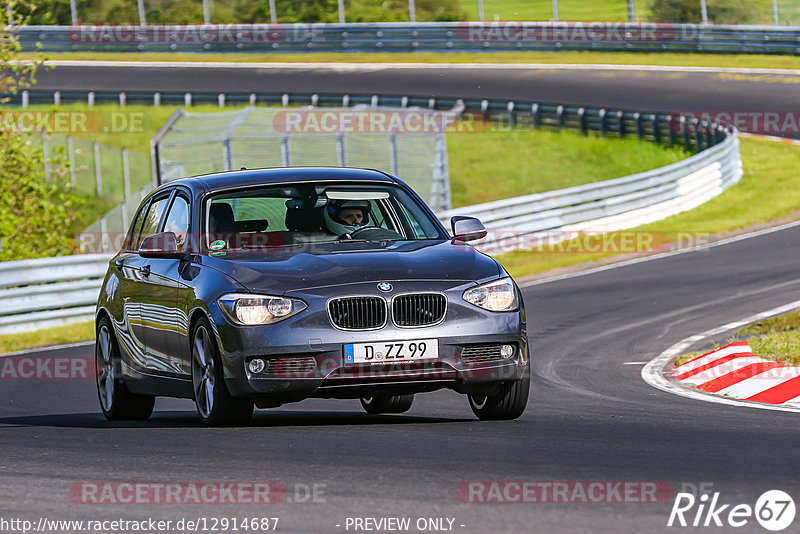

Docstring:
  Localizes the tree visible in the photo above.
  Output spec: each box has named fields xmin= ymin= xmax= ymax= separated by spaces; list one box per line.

xmin=0 ymin=0 xmax=88 ymax=260
xmin=650 ymin=0 xmax=754 ymax=25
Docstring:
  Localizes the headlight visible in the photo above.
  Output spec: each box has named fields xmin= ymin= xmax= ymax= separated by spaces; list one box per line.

xmin=462 ymin=277 xmax=519 ymax=312
xmin=218 ymin=293 xmax=307 ymax=326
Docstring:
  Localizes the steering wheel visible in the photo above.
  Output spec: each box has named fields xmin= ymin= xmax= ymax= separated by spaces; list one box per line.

xmin=347 ymin=226 xmax=404 ymax=240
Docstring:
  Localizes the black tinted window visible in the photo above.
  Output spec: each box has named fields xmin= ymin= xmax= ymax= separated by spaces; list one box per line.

xmin=134 ymin=195 xmax=171 ymax=251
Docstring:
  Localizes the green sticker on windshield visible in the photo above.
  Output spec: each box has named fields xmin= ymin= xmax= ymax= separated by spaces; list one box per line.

xmin=210 ymin=240 xmax=226 ymax=250
xmin=210 ymin=251 xmax=226 ymax=257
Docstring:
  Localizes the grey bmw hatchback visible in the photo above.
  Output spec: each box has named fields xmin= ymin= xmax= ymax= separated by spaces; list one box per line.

xmin=95 ymin=167 xmax=529 ymax=425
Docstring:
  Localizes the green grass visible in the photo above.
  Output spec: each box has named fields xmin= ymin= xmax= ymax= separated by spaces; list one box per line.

xmin=496 ymin=137 xmax=800 ymax=279
xmin=28 ymin=50 xmax=800 ymax=70
xmin=738 ymin=308 xmax=800 ymax=366
xmin=0 ymin=321 xmax=95 ymax=354
xmin=447 ymin=128 xmax=690 ymax=206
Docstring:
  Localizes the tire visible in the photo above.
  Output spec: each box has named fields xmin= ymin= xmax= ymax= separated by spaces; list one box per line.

xmin=360 ymin=394 xmax=414 ymax=414
xmin=191 ymin=318 xmax=254 ymax=426
xmin=468 ymin=362 xmax=530 ymax=421
xmin=95 ymin=316 xmax=155 ymax=421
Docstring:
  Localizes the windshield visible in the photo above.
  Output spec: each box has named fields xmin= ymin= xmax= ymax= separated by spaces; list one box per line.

xmin=203 ymin=182 xmax=445 ymax=253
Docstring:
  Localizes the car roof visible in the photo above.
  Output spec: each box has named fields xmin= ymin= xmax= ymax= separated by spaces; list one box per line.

xmin=166 ymin=167 xmax=398 ymax=193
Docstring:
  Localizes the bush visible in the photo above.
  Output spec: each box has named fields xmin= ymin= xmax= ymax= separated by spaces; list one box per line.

xmin=650 ymin=0 xmax=755 ymax=24
xmin=0 ymin=134 xmax=89 ymax=261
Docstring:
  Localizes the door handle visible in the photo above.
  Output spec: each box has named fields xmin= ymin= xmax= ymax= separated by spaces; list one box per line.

xmin=142 ymin=265 xmax=151 ymax=277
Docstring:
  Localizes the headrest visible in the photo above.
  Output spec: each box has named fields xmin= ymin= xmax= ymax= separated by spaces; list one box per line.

xmin=210 ymin=203 xmax=236 ymax=233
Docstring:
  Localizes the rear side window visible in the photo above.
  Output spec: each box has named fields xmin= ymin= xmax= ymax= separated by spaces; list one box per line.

xmin=163 ymin=195 xmax=190 ymax=251
xmin=133 ymin=195 xmax=171 ymax=251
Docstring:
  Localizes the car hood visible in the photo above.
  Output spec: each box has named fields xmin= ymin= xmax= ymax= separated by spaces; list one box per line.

xmin=203 ymin=240 xmax=500 ymax=293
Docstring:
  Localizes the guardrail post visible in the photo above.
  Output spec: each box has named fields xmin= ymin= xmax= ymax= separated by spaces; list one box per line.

xmin=67 ymin=135 xmax=76 ymax=186
xmin=652 ymin=114 xmax=661 ymax=144
xmin=507 ymin=101 xmax=516 ymax=128
xmin=311 ymin=94 xmax=319 ymax=107
xmin=119 ymin=92 xmax=126 ymax=106
xmin=634 ymin=112 xmax=644 ymax=140
xmin=342 ymin=95 xmax=350 ymax=107
xmin=21 ymin=90 xmax=28 ymax=108
xmin=681 ymin=116 xmax=691 ymax=150
xmin=401 ymin=96 xmax=408 ymax=108
xmin=599 ymin=109 xmax=607 ymax=136
xmin=94 ymin=142 xmax=102 ymax=195
xmin=695 ymin=119 xmax=705 ymax=151
xmin=154 ymin=92 xmax=161 ymax=106
xmin=53 ymin=91 xmax=61 ymax=106
xmin=556 ymin=105 xmax=564 ymax=132
xmin=218 ymin=93 xmax=226 ymax=108
xmin=706 ymin=123 xmax=715 ymax=147
xmin=578 ymin=107 xmax=587 ymax=135
xmin=666 ymin=115 xmax=676 ymax=147
xmin=250 ymin=93 xmax=257 ymax=106
xmin=184 ymin=93 xmax=192 ymax=107
xmin=87 ymin=91 xmax=95 ymax=107
xmin=617 ymin=111 xmax=626 ymax=137
xmin=281 ymin=94 xmax=289 ymax=107
xmin=532 ymin=104 xmax=540 ymax=129
xmin=372 ymin=95 xmax=379 ymax=108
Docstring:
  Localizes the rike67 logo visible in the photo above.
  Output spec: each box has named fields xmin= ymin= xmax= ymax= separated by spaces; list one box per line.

xmin=668 ymin=489 xmax=796 ymax=531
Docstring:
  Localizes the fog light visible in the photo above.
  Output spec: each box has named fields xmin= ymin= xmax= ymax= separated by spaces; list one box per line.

xmin=500 ymin=345 xmax=514 ymax=359
xmin=248 ymin=358 xmax=266 ymax=374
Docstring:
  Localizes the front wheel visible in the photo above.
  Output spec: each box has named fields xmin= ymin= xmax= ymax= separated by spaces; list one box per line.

xmin=468 ymin=364 xmax=530 ymax=421
xmin=191 ymin=318 xmax=254 ymax=426
xmin=360 ymin=394 xmax=414 ymax=414
xmin=95 ymin=317 xmax=154 ymax=421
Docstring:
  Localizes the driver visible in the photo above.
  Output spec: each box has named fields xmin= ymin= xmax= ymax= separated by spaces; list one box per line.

xmin=323 ymin=199 xmax=371 ymax=235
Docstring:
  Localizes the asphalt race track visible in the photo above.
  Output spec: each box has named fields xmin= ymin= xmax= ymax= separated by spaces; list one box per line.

xmin=34 ymin=62 xmax=800 ymax=138
xmin=2 ymin=63 xmax=800 ymax=533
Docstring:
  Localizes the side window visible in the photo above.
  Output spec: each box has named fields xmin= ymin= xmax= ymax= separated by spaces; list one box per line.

xmin=163 ymin=195 xmax=190 ymax=251
xmin=126 ymin=203 xmax=149 ymax=251
xmin=133 ymin=195 xmax=171 ymax=251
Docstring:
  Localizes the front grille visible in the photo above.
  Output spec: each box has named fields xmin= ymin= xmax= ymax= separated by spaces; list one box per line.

xmin=264 ymin=356 xmax=317 ymax=377
xmin=392 ymin=293 xmax=447 ymax=327
xmin=460 ymin=345 xmax=510 ymax=365
xmin=328 ymin=297 xmax=386 ymax=330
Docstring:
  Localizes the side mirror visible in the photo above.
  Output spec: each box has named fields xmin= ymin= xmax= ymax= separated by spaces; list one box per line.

xmin=451 ymin=216 xmax=487 ymax=242
xmin=139 ymin=232 xmax=186 ymax=259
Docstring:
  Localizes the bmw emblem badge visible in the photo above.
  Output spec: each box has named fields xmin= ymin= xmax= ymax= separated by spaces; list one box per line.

xmin=377 ymin=282 xmax=393 ymax=292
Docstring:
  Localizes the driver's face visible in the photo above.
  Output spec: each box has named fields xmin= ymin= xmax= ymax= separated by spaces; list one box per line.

xmin=339 ymin=208 xmax=364 ymax=225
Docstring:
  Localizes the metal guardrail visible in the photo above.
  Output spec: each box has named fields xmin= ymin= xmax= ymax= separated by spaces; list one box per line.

xmin=438 ymin=132 xmax=742 ymax=253
xmin=0 ymin=254 xmax=112 ymax=335
xmin=17 ymin=22 xmax=800 ymax=54
xmin=0 ymin=89 xmax=739 ymax=334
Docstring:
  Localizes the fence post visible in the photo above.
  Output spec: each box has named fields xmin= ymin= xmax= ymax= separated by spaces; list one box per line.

xmin=67 ymin=135 xmax=76 ymax=186
xmin=154 ymin=92 xmax=161 ymax=106
xmin=94 ymin=142 xmax=102 ymax=195
xmin=556 ymin=105 xmax=564 ymax=131
xmin=578 ymin=108 xmax=586 ymax=135
xmin=122 ymin=148 xmax=131 ymax=200
xmin=389 ymin=133 xmax=399 ymax=175
xmin=532 ymin=103 xmax=540 ymax=129
xmin=617 ymin=110 xmax=626 ymax=137
xmin=87 ymin=91 xmax=95 ymax=107
xmin=599 ymin=108 xmax=608 ymax=136
xmin=281 ymin=135 xmax=291 ymax=166
xmin=54 ymin=91 xmax=61 ymax=106
xmin=337 ymin=133 xmax=346 ymax=166
xmin=21 ymin=90 xmax=28 ymax=108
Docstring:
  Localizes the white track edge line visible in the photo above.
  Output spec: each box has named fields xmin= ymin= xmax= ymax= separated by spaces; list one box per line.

xmin=641 ymin=299 xmax=800 ymax=414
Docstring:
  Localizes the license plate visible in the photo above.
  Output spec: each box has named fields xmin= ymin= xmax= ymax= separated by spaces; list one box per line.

xmin=344 ymin=339 xmax=438 ymax=365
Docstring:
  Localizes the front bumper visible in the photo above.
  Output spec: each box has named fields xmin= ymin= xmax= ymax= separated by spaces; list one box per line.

xmin=211 ymin=280 xmax=528 ymax=402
